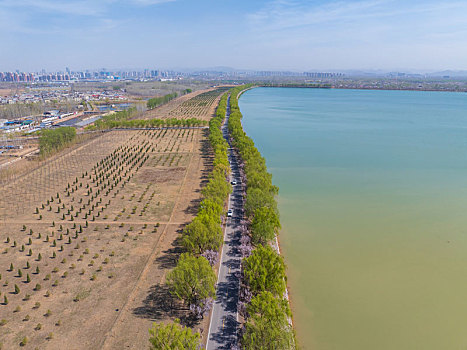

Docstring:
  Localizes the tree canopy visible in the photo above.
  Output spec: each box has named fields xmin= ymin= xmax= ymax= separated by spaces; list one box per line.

xmin=243 ymin=244 xmax=287 ymax=296
xmin=147 ymin=92 xmax=178 ymax=109
xmin=250 ymin=206 xmax=281 ymax=245
xmin=39 ymin=127 xmax=76 ymax=156
xmin=166 ymin=253 xmax=216 ymax=306
xmin=182 ymin=214 xmax=223 ymax=254
xmin=242 ymin=292 xmax=295 ymax=350
xmin=149 ymin=320 xmax=201 ymax=350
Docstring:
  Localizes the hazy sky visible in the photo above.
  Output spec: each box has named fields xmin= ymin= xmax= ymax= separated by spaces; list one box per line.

xmin=1 ymin=0 xmax=467 ymax=71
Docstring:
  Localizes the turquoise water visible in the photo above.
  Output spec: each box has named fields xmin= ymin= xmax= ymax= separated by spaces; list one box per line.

xmin=239 ymin=87 xmax=467 ymax=350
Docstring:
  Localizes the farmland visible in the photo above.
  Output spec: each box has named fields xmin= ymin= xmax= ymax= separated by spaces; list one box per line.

xmin=145 ymin=87 xmax=230 ymax=121
xmin=0 ymin=88 xmax=227 ymax=349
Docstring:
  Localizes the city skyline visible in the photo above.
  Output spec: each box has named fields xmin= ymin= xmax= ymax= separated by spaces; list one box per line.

xmin=1 ymin=0 xmax=467 ymax=72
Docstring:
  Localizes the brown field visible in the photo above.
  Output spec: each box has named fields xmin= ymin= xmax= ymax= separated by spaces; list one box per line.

xmin=0 ymin=88 xmax=24 ymax=98
xmin=144 ymin=87 xmax=229 ymax=121
xmin=0 ymin=88 xmax=226 ymax=349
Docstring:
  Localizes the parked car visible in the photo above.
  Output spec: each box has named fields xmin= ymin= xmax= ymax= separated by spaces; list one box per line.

xmin=227 ymin=209 xmax=233 ymax=217
xmin=231 ymin=180 xmax=237 ymax=185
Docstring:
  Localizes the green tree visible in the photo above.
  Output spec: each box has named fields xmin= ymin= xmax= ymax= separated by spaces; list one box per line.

xmin=244 ymin=187 xmax=277 ymax=218
xmin=39 ymin=127 xmax=76 ymax=156
xmin=242 ymin=291 xmax=295 ymax=350
xmin=166 ymin=253 xmax=216 ymax=306
xmin=250 ymin=206 xmax=281 ymax=245
xmin=182 ymin=215 xmax=222 ymax=254
xmin=243 ymin=245 xmax=286 ymax=296
xmin=148 ymin=320 xmax=200 ymax=350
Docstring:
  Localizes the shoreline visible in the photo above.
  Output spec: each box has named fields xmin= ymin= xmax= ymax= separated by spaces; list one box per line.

xmin=258 ymin=84 xmax=467 ymax=93
xmin=239 ymin=86 xmax=295 ymax=327
xmin=234 ymin=85 xmax=297 ymax=347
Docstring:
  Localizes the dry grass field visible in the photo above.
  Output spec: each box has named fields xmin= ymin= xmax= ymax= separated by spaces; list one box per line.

xmin=0 ymin=87 xmax=226 ymax=349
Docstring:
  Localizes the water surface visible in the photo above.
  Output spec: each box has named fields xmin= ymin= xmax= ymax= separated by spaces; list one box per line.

xmin=239 ymin=87 xmax=467 ymax=350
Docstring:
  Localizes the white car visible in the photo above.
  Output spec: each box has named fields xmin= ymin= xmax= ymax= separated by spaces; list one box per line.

xmin=227 ymin=209 xmax=233 ymax=217
xmin=231 ymin=180 xmax=237 ymax=186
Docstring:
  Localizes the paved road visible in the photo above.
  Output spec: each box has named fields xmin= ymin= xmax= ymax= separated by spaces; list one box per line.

xmin=206 ymin=98 xmax=243 ymax=349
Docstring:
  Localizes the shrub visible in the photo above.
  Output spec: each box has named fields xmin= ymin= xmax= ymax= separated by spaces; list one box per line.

xmin=19 ymin=337 xmax=28 ymax=347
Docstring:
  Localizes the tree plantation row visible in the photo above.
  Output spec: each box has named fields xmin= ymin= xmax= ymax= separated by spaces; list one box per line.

xmin=148 ymin=86 xmax=296 ymax=349
xmin=147 ymin=89 xmax=193 ymax=111
xmin=167 ymin=88 xmax=230 ymax=119
xmin=148 ymin=91 xmax=232 ymax=349
xmin=85 ymin=107 xmax=207 ymax=131
xmin=228 ymin=85 xmax=296 ymax=350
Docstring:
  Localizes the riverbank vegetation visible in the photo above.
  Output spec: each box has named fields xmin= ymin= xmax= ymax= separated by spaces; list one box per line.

xmin=228 ymin=85 xmax=296 ymax=349
xmin=149 ymin=320 xmax=200 ymax=350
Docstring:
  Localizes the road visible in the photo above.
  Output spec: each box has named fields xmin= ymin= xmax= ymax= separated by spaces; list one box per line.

xmin=206 ymin=98 xmax=243 ymax=349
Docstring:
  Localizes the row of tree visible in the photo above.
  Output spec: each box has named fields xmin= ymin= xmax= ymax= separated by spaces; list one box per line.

xmin=93 ymin=117 xmax=207 ymax=130
xmin=86 ymin=106 xmax=207 ymax=130
xmin=147 ymin=92 xmax=179 ymax=109
xmin=228 ymin=85 xmax=296 ymax=349
xmin=39 ymin=127 xmax=76 ymax=156
xmin=149 ymin=92 xmax=232 ymax=349
xmin=89 ymin=107 xmax=138 ymax=130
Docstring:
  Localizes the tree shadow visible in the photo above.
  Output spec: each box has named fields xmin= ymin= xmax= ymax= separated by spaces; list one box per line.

xmin=132 ymin=284 xmax=182 ymax=320
xmin=154 ymin=233 xmax=185 ymax=270
xmin=184 ymin=197 xmax=202 ymax=216
xmin=132 ymin=283 xmax=202 ymax=328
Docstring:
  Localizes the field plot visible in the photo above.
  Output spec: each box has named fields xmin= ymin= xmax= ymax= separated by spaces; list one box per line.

xmin=145 ymin=87 xmax=229 ymax=121
xmin=0 ymin=131 xmax=132 ymax=219
xmin=0 ymin=126 xmax=208 ymax=349
xmin=168 ymin=87 xmax=230 ymax=120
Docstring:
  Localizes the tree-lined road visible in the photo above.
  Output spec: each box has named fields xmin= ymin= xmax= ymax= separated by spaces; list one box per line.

xmin=206 ymin=98 xmax=243 ymax=350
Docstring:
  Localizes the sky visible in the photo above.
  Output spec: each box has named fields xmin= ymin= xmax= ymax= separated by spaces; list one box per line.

xmin=1 ymin=0 xmax=467 ymax=72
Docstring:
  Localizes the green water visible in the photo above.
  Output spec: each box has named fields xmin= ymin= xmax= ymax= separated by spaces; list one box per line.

xmin=239 ymin=87 xmax=467 ymax=350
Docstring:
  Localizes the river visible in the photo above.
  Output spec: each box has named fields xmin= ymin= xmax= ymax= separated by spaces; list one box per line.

xmin=239 ymin=87 xmax=467 ymax=350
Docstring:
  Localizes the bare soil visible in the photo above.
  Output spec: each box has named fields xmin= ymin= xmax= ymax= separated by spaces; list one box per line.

xmin=0 ymin=89 xmax=224 ymax=349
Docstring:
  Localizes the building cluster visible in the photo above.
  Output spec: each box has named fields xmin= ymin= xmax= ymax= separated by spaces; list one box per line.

xmin=0 ymin=72 xmax=35 ymax=82
xmin=0 ymin=118 xmax=35 ymax=133
xmin=332 ymin=78 xmax=467 ymax=92
xmin=1 ymin=68 xmax=349 ymax=82
xmin=0 ymin=68 xmax=183 ymax=82
xmin=0 ymin=88 xmax=127 ymax=105
xmin=0 ymin=110 xmax=77 ymax=134
xmin=304 ymin=72 xmax=345 ymax=78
